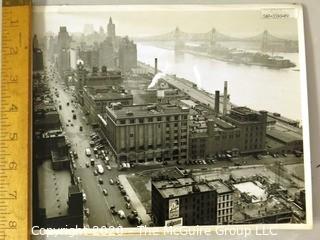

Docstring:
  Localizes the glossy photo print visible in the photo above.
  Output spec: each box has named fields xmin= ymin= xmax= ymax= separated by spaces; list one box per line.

xmin=31 ymin=4 xmax=311 ymax=235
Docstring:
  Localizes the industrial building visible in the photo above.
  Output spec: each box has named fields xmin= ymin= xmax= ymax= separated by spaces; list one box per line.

xmin=82 ymin=85 xmax=133 ymax=125
xmin=224 ymin=107 xmax=268 ymax=154
xmin=100 ymin=103 xmax=190 ymax=164
xmin=266 ymin=127 xmax=303 ymax=154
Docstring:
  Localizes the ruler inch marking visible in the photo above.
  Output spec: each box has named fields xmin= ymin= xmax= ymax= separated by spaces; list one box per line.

xmin=1 ymin=2 xmax=31 ymax=240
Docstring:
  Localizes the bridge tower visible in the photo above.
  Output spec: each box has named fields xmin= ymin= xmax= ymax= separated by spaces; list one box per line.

xmin=209 ymin=28 xmax=217 ymax=52
xmin=174 ymin=27 xmax=185 ymax=52
xmin=261 ymin=30 xmax=269 ymax=52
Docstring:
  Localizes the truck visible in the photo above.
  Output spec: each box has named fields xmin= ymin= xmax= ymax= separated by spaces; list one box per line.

xmin=97 ymin=164 xmax=104 ymax=174
xmin=85 ymin=148 xmax=92 ymax=157
xmin=118 ymin=210 xmax=125 ymax=219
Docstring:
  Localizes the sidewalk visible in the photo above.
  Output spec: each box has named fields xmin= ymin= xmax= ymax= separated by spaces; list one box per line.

xmin=118 ymin=174 xmax=151 ymax=225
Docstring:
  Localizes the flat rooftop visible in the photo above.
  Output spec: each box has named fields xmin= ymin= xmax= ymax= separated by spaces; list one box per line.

xmin=84 ymin=86 xmax=132 ymax=101
xmin=267 ymin=128 xmax=302 ymax=143
xmin=180 ymin=99 xmax=198 ymax=108
xmin=268 ymin=112 xmax=300 ymax=125
xmin=208 ymin=180 xmax=233 ymax=194
xmin=232 ymin=106 xmax=255 ymax=115
xmin=106 ymin=104 xmax=189 ymax=119
xmin=233 ymin=181 xmax=268 ymax=203
xmin=233 ymin=197 xmax=291 ymax=222
xmin=38 ymin=160 xmax=71 ymax=218
xmin=153 ymin=177 xmax=232 ymax=198
xmin=209 ymin=117 xmax=236 ymax=130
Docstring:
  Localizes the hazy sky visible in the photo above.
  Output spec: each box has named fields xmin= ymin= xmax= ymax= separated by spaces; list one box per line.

xmin=33 ymin=5 xmax=299 ymax=39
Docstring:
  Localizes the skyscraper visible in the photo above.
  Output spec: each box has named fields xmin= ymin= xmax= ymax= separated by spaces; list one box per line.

xmin=57 ymin=26 xmax=71 ymax=75
xmin=33 ymin=35 xmax=44 ymax=71
xmin=107 ymin=17 xmax=116 ymax=39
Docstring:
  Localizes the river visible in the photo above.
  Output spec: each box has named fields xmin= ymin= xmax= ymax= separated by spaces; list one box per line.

xmin=136 ymin=42 xmax=302 ymax=122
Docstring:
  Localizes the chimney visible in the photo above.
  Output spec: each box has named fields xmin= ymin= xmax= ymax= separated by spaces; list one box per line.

xmin=154 ymin=58 xmax=158 ymax=75
xmin=92 ymin=67 xmax=98 ymax=75
xmin=223 ymin=81 xmax=228 ymax=115
xmin=101 ymin=66 xmax=107 ymax=73
xmin=215 ymin=90 xmax=220 ymax=114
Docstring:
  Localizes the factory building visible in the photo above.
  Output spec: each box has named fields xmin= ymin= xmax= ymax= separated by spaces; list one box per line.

xmin=151 ymin=174 xmax=233 ymax=226
xmin=224 ymin=107 xmax=268 ymax=154
xmin=100 ymin=103 xmax=189 ymax=164
xmin=83 ymin=86 xmax=133 ymax=125
xmin=265 ymin=127 xmax=303 ymax=154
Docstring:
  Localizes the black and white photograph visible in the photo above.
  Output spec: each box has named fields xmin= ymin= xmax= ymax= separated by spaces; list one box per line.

xmin=31 ymin=4 xmax=312 ymax=233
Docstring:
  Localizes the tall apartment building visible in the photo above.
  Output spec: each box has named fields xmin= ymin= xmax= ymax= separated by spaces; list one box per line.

xmin=33 ymin=35 xmax=44 ymax=72
xmin=210 ymin=180 xmax=234 ymax=225
xmin=118 ymin=37 xmax=137 ymax=72
xmin=224 ymin=107 xmax=267 ymax=154
xmin=100 ymin=104 xmax=189 ymax=164
xmin=98 ymin=38 xmax=116 ymax=68
xmin=151 ymin=175 xmax=233 ymax=226
xmin=57 ymin=26 xmax=71 ymax=75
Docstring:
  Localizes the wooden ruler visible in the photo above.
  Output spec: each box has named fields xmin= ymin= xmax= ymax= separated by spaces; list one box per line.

xmin=0 ymin=0 xmax=31 ymax=239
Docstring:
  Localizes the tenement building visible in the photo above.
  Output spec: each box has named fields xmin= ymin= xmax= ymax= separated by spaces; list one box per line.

xmin=151 ymin=175 xmax=233 ymax=226
xmin=224 ymin=107 xmax=267 ymax=154
xmin=100 ymin=103 xmax=189 ymax=164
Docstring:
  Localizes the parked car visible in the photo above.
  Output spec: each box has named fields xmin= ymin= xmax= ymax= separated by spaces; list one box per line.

xmin=102 ymin=189 xmax=108 ymax=196
xmin=109 ymin=179 xmax=114 ymax=185
xmin=77 ymin=177 xmax=81 ymax=184
xmin=90 ymin=158 xmax=95 ymax=166
xmin=85 ymin=162 xmax=90 ymax=168
xmin=98 ymin=178 xmax=103 ymax=184
xmin=110 ymin=206 xmax=117 ymax=215
xmin=93 ymin=170 xmax=98 ymax=176
xmin=124 ymin=195 xmax=130 ymax=203
xmin=84 ymin=208 xmax=90 ymax=216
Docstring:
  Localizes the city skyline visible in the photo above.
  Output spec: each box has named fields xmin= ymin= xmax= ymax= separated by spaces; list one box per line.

xmin=33 ymin=5 xmax=299 ymax=39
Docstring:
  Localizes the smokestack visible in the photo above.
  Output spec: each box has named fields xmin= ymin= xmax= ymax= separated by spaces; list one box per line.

xmin=223 ymin=81 xmax=228 ymax=115
xmin=215 ymin=90 xmax=220 ymax=115
xmin=101 ymin=66 xmax=107 ymax=73
xmin=154 ymin=58 xmax=158 ymax=75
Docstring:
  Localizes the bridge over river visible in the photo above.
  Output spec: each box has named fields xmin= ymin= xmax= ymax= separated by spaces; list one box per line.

xmin=134 ymin=28 xmax=298 ymax=53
